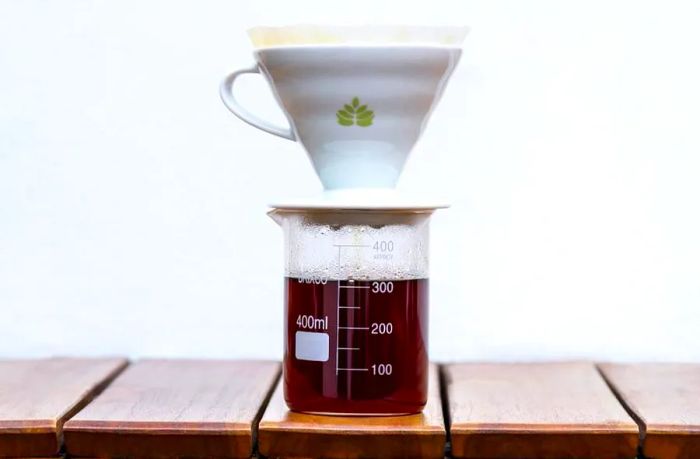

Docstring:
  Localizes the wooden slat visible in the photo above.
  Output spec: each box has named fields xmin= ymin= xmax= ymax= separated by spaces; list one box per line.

xmin=258 ymin=363 xmax=445 ymax=459
xmin=599 ymin=363 xmax=700 ymax=459
xmin=63 ymin=359 xmax=279 ymax=458
xmin=445 ymin=362 xmax=639 ymax=459
xmin=0 ymin=357 xmax=127 ymax=458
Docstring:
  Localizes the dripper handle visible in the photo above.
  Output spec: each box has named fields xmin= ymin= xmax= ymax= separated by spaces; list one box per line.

xmin=219 ymin=65 xmax=296 ymax=141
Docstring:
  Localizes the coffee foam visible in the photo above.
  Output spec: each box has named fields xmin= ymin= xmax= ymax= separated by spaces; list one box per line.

xmin=282 ymin=213 xmax=430 ymax=281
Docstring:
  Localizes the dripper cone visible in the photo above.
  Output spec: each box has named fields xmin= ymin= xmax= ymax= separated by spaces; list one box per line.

xmin=221 ymin=26 xmax=467 ymax=194
xmin=255 ymin=44 xmax=463 ymax=190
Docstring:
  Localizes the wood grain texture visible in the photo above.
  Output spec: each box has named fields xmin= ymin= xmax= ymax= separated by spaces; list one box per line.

xmin=258 ymin=363 xmax=445 ymax=459
xmin=0 ymin=357 xmax=128 ymax=458
xmin=63 ymin=359 xmax=279 ymax=458
xmin=599 ymin=363 xmax=700 ymax=459
xmin=445 ymin=362 xmax=639 ymax=459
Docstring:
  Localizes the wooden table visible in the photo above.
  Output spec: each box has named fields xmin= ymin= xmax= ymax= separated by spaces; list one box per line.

xmin=600 ymin=363 xmax=700 ymax=459
xmin=444 ymin=362 xmax=639 ymax=459
xmin=3 ymin=358 xmax=700 ymax=458
xmin=63 ymin=359 xmax=279 ymax=458
xmin=258 ymin=364 xmax=445 ymax=459
xmin=0 ymin=357 xmax=127 ymax=458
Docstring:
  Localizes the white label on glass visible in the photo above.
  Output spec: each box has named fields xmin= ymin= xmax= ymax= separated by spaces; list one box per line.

xmin=295 ymin=331 xmax=329 ymax=362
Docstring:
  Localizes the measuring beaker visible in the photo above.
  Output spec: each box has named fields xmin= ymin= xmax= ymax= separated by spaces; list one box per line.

xmin=269 ymin=208 xmax=432 ymax=415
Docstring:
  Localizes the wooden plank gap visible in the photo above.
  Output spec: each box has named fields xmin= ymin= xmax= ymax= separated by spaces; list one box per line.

xmin=0 ymin=357 xmax=129 ymax=458
xmin=438 ymin=363 xmax=453 ymax=458
xmin=598 ymin=363 xmax=700 ymax=459
xmin=250 ymin=364 xmax=282 ymax=458
xmin=596 ymin=362 xmax=646 ymax=456
xmin=55 ymin=359 xmax=129 ymax=455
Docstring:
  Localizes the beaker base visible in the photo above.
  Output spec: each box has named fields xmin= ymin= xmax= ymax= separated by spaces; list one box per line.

xmin=284 ymin=396 xmax=427 ymax=417
xmin=288 ymin=409 xmax=423 ymax=417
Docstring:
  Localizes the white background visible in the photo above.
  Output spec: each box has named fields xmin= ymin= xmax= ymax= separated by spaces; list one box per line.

xmin=1 ymin=1 xmax=698 ymax=362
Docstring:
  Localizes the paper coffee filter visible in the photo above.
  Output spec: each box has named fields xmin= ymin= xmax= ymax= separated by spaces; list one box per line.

xmin=248 ymin=25 xmax=468 ymax=48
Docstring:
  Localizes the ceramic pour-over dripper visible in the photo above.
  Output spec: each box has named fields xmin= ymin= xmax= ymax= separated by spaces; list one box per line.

xmin=220 ymin=26 xmax=467 ymax=192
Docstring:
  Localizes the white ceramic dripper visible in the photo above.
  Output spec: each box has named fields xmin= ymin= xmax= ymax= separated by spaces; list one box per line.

xmin=220 ymin=26 xmax=467 ymax=194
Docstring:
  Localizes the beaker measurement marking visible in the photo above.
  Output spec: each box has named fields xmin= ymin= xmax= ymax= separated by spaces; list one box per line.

xmin=371 ymin=363 xmax=393 ymax=376
xmin=297 ymin=274 xmax=328 ymax=284
xmin=334 ymin=244 xmax=373 ymax=376
xmin=334 ymin=244 xmax=344 ymax=376
xmin=296 ymin=314 xmax=328 ymax=331
xmin=371 ymin=281 xmax=394 ymax=293
xmin=371 ymin=322 xmax=393 ymax=334
xmin=335 ymin=277 xmax=340 ymax=376
xmin=373 ymin=240 xmax=395 ymax=252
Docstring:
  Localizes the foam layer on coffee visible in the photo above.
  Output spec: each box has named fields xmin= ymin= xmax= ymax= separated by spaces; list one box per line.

xmin=248 ymin=25 xmax=468 ymax=48
xmin=280 ymin=212 xmax=431 ymax=281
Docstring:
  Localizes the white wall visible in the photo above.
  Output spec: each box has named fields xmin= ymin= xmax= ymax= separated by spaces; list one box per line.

xmin=1 ymin=0 xmax=698 ymax=361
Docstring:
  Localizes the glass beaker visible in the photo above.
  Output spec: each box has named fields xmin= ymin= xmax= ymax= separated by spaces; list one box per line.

xmin=269 ymin=208 xmax=432 ymax=415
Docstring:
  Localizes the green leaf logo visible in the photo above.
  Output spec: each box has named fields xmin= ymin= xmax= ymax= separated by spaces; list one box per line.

xmin=336 ymin=97 xmax=374 ymax=127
